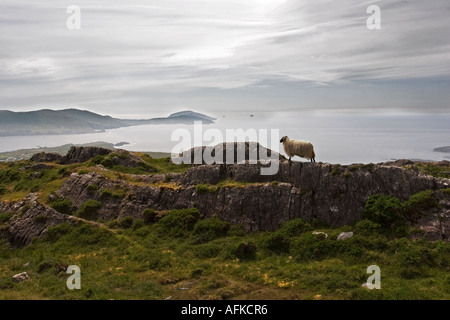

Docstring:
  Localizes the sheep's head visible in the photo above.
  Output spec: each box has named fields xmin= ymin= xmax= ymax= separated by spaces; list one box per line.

xmin=280 ymin=136 xmax=288 ymax=143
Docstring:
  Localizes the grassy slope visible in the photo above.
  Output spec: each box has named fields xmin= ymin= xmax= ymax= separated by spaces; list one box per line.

xmin=0 ymin=218 xmax=448 ymax=300
xmin=0 ymin=155 xmax=449 ymax=300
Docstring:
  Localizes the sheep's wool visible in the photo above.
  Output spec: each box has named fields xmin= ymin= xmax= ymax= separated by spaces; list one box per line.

xmin=283 ymin=137 xmax=315 ymax=160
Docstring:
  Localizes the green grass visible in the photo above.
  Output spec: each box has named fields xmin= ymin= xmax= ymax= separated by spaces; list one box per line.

xmin=0 ymin=214 xmax=449 ymax=300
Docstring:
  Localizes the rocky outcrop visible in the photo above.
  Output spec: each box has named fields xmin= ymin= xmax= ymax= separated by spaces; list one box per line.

xmin=59 ymin=146 xmax=111 ymax=164
xmin=2 ymin=159 xmax=449 ymax=247
xmin=54 ymin=161 xmax=450 ymax=234
xmin=30 ymin=152 xmax=62 ymax=163
xmin=1 ymin=194 xmax=75 ymax=247
xmin=176 ymin=142 xmax=284 ymax=165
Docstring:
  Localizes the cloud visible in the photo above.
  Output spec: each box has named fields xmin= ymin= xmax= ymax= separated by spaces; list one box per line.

xmin=0 ymin=0 xmax=449 ymax=113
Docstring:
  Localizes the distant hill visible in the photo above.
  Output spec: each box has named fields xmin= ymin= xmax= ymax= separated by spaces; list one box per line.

xmin=0 ymin=141 xmax=170 ymax=162
xmin=0 ymin=109 xmax=215 ymax=137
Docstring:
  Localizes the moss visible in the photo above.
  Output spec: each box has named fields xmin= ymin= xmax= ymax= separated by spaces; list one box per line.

xmin=195 ymin=184 xmax=217 ymax=194
xmin=99 ymin=188 xmax=126 ymax=200
xmin=33 ymin=215 xmax=49 ymax=224
xmin=0 ymin=212 xmax=13 ymax=224
xmin=86 ymin=183 xmax=98 ymax=193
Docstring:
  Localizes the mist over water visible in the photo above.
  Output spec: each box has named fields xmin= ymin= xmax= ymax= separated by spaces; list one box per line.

xmin=0 ymin=112 xmax=449 ymax=164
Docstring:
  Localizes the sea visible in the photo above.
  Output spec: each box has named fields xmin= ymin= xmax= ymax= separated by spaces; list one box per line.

xmin=0 ymin=111 xmax=449 ymax=165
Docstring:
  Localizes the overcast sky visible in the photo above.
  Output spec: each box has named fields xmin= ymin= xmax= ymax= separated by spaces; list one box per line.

xmin=1 ymin=0 xmax=449 ymax=117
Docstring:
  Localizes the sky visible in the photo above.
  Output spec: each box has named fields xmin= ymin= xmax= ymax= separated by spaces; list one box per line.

xmin=1 ymin=0 xmax=449 ymax=118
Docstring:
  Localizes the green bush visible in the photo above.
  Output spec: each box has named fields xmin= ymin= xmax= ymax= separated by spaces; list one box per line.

xmin=99 ymin=189 xmax=113 ymax=199
xmin=290 ymin=233 xmax=363 ymax=262
xmin=195 ymin=184 xmax=217 ymax=194
xmin=45 ymin=223 xmax=72 ymax=242
xmin=159 ymin=208 xmax=201 ymax=237
xmin=234 ymin=242 xmax=257 ymax=260
xmin=355 ymin=219 xmax=381 ymax=236
xmin=396 ymin=244 xmax=437 ymax=279
xmin=0 ymin=212 xmax=13 ymax=224
xmin=20 ymin=204 xmax=30 ymax=215
xmin=260 ymin=231 xmax=290 ymax=254
xmin=33 ymin=215 xmax=48 ymax=224
xmin=228 ymin=224 xmax=246 ymax=237
xmin=86 ymin=183 xmax=98 ymax=193
xmin=143 ymin=209 xmax=157 ymax=224
xmin=278 ymin=218 xmax=312 ymax=237
xmin=51 ymin=198 xmax=73 ymax=215
xmin=403 ymin=190 xmax=436 ymax=221
xmin=362 ymin=194 xmax=406 ymax=235
xmin=132 ymin=219 xmax=144 ymax=230
xmin=118 ymin=216 xmax=133 ymax=229
xmin=91 ymin=155 xmax=105 ymax=164
xmin=100 ymin=158 xmax=114 ymax=168
xmin=193 ymin=218 xmax=230 ymax=243
xmin=76 ymin=200 xmax=102 ymax=220
xmin=100 ymin=188 xmax=126 ymax=200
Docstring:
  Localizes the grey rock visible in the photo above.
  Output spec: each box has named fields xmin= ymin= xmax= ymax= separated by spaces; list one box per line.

xmin=59 ymin=146 xmax=111 ymax=164
xmin=12 ymin=272 xmax=29 ymax=282
xmin=30 ymin=152 xmax=62 ymax=163
xmin=312 ymin=231 xmax=328 ymax=238
xmin=53 ymin=161 xmax=450 ymax=235
xmin=337 ymin=231 xmax=354 ymax=240
xmin=6 ymin=201 xmax=74 ymax=247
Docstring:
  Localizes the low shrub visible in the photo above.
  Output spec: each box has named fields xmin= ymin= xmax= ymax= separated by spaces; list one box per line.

xmin=86 ymin=184 xmax=98 ymax=193
xmin=33 ymin=215 xmax=48 ymax=224
xmin=193 ymin=218 xmax=230 ymax=243
xmin=234 ymin=242 xmax=257 ymax=260
xmin=278 ymin=218 xmax=313 ymax=237
xmin=260 ymin=231 xmax=290 ymax=254
xmin=51 ymin=198 xmax=73 ymax=215
xmin=0 ymin=212 xmax=13 ymax=224
xmin=76 ymin=200 xmax=102 ymax=220
xmin=159 ymin=208 xmax=200 ymax=237
xmin=143 ymin=209 xmax=157 ymax=224
xmin=132 ymin=219 xmax=144 ymax=230
xmin=118 ymin=216 xmax=133 ymax=229
xmin=362 ymin=194 xmax=406 ymax=235
xmin=45 ymin=223 xmax=73 ymax=242
xmin=195 ymin=184 xmax=217 ymax=194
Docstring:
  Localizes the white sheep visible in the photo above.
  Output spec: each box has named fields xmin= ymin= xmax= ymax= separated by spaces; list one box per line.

xmin=280 ymin=136 xmax=316 ymax=162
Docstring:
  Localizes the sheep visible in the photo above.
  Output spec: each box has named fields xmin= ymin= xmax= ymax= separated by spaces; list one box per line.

xmin=280 ymin=136 xmax=316 ymax=163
